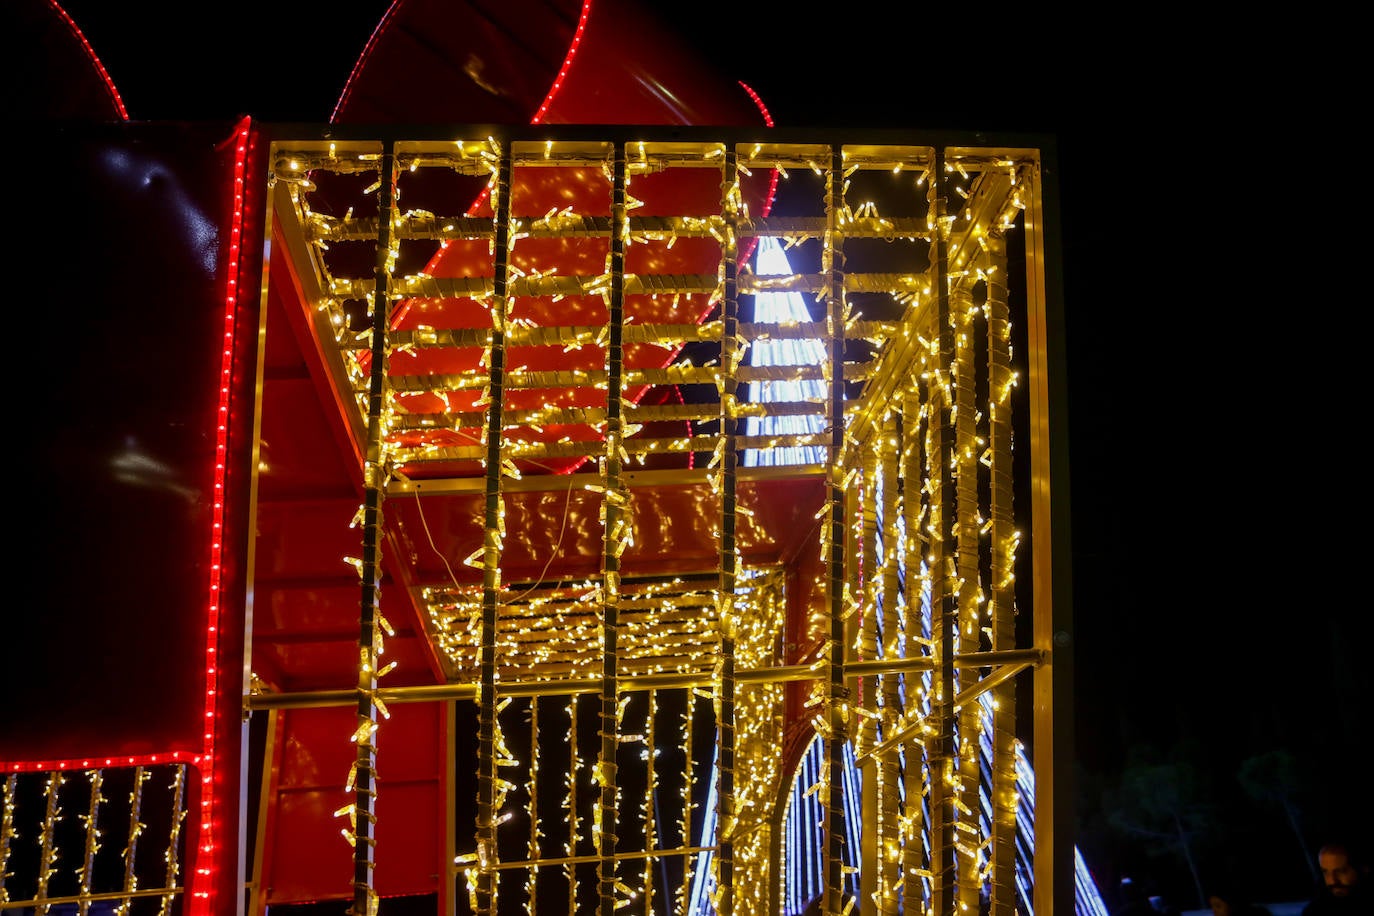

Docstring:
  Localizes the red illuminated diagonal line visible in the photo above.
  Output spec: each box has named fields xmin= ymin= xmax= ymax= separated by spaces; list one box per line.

xmin=48 ymin=0 xmax=128 ymax=119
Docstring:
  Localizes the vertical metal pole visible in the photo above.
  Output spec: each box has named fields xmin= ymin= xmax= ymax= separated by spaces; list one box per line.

xmin=476 ymin=141 xmax=513 ymax=913
xmin=528 ymin=697 xmax=542 ymax=913
xmin=443 ymin=701 xmax=457 ymax=916
xmin=823 ymin=147 xmax=849 ymax=915
xmin=78 ymin=769 xmax=103 ymax=915
xmin=352 ymin=141 xmax=395 ymax=916
xmin=985 ymin=235 xmax=1019 ymax=916
xmin=858 ymin=448 xmax=879 ymax=916
xmin=927 ymin=148 xmax=957 ymax=916
xmin=248 ymin=712 xmax=279 ymax=916
xmin=1020 ymin=154 xmax=1074 ymax=916
xmin=597 ymin=142 xmax=627 ymax=916
xmin=641 ymin=690 xmax=657 ymax=910
xmin=678 ymin=692 xmax=696 ymax=916
xmin=899 ymin=388 xmax=928 ymax=912
xmin=126 ymin=767 xmax=151 ymax=914
xmin=715 ymin=146 xmax=740 ymax=916
xmin=567 ymin=695 xmax=581 ymax=913
xmin=878 ymin=415 xmax=901 ymax=915
xmin=953 ymin=274 xmax=983 ymax=913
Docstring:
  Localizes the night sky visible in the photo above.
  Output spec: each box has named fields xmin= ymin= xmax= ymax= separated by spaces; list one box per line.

xmin=14 ymin=0 xmax=1368 ymax=909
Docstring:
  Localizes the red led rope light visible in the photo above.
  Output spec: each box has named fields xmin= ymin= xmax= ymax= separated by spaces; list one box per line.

xmin=48 ymin=0 xmax=128 ymax=120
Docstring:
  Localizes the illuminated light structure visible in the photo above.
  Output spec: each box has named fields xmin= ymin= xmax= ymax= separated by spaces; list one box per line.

xmin=701 ymin=237 xmax=1111 ymax=916
xmin=254 ymin=131 xmax=1066 ymax=915
xmin=6 ymin=2 xmax=1084 ymax=915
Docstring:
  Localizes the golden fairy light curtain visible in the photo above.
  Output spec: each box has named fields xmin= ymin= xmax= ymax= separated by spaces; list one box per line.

xmin=264 ymin=129 xmax=1048 ymax=916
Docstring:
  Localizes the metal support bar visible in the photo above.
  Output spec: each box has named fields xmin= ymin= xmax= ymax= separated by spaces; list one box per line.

xmin=929 ymin=148 xmax=957 ymax=916
xmin=597 ymin=143 xmax=627 ymax=916
xmin=351 ymin=141 xmax=395 ymax=916
xmin=823 ymin=146 xmax=849 ymax=916
xmin=475 ymin=142 xmax=513 ymax=912
xmin=715 ymin=146 xmax=740 ymax=916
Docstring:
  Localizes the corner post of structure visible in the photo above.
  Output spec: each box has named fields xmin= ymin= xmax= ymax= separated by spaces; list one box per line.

xmin=1022 ymin=147 xmax=1074 ymax=916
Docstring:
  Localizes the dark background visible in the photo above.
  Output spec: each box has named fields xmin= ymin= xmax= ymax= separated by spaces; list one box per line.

xmin=14 ymin=0 xmax=1367 ymax=911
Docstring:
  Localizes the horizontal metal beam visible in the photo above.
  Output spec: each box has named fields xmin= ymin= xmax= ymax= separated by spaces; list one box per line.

xmin=245 ymin=648 xmax=1044 ymax=709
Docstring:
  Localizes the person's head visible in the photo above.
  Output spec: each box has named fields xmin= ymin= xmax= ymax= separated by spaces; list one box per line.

xmin=1318 ymin=841 xmax=1366 ymax=898
xmin=1206 ymin=890 xmax=1244 ymax=916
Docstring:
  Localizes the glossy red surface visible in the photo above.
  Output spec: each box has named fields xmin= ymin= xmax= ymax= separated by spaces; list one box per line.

xmin=257 ymin=703 xmax=448 ymax=905
xmin=4 ymin=124 xmax=250 ymax=767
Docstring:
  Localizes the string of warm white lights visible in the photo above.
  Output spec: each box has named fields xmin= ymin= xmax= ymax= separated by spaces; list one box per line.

xmin=117 ymin=766 xmax=150 ymax=915
xmin=267 ymin=134 xmax=1060 ymax=914
xmin=0 ymin=775 xmax=14 ymax=905
xmin=77 ymin=769 xmax=104 ymax=905
xmin=37 ymin=771 xmax=63 ymax=905
xmin=0 ymin=110 xmax=1090 ymax=913
xmin=0 ymin=764 xmax=190 ymax=913
xmin=161 ymin=765 xmax=186 ymax=916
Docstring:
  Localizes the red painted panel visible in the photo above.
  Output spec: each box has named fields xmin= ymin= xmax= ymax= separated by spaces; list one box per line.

xmin=2 ymin=123 xmax=254 ymax=767
xmin=262 ymin=702 xmax=449 ymax=905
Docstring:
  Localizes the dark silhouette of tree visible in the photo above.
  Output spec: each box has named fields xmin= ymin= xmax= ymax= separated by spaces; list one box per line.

xmin=1237 ymin=748 xmax=1318 ymax=886
xmin=1105 ymin=753 xmax=1213 ymax=909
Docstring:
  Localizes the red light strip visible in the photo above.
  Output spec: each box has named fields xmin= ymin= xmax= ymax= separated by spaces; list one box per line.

xmin=48 ymin=0 xmax=129 ymax=120
xmin=186 ymin=115 xmax=253 ymax=915
xmin=531 ymin=0 xmax=593 ymax=124
xmin=330 ymin=0 xmax=406 ymax=124
xmin=737 ymin=81 xmax=779 ymax=215
xmin=4 ymin=752 xmax=199 ymax=774
xmin=737 ymin=81 xmax=775 ymax=129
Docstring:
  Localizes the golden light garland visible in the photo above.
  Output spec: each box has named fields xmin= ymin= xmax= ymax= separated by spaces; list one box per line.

xmin=262 ymin=134 xmax=1046 ymax=914
xmin=0 ymin=765 xmax=190 ymax=914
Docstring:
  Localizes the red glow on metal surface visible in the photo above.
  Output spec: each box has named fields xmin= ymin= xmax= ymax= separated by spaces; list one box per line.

xmin=48 ymin=0 xmax=128 ymax=119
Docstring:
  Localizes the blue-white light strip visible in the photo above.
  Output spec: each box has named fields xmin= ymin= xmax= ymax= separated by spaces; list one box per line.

xmin=743 ymin=236 xmax=826 ymax=468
